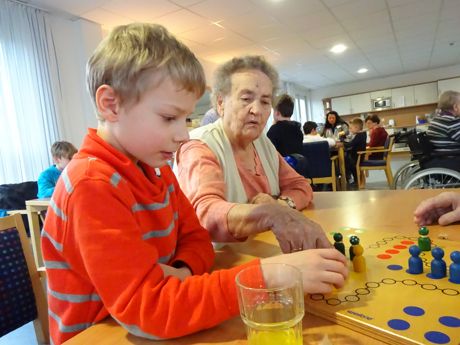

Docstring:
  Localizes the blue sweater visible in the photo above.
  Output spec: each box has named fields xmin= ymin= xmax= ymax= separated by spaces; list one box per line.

xmin=37 ymin=165 xmax=61 ymax=198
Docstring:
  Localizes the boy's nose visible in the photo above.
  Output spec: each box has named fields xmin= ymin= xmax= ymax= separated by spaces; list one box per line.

xmin=176 ymin=123 xmax=190 ymax=143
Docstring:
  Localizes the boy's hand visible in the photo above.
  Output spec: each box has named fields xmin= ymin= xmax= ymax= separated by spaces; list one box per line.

xmin=261 ymin=248 xmax=348 ymax=294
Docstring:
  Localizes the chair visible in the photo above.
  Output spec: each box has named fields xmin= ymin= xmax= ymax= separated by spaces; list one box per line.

xmin=0 ymin=214 xmax=49 ymax=344
xmin=302 ymin=141 xmax=337 ymax=191
xmin=356 ymin=136 xmax=395 ymax=189
xmin=0 ymin=181 xmax=39 ymax=236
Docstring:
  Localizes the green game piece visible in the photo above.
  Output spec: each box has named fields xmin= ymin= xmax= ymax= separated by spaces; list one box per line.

xmin=419 ymin=227 xmax=429 ymax=236
xmin=333 ymin=233 xmax=346 ymax=256
xmin=349 ymin=235 xmax=360 ymax=260
xmin=418 ymin=227 xmax=431 ymax=251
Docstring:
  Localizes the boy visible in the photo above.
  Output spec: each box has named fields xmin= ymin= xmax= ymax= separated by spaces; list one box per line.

xmin=37 ymin=141 xmax=77 ymax=198
xmin=41 ymin=23 xmax=348 ymax=344
xmin=303 ymin=121 xmax=336 ymax=147
xmin=341 ymin=118 xmax=366 ymax=186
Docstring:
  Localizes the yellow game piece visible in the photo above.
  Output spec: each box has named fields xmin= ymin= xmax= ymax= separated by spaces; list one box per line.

xmin=352 ymin=244 xmax=366 ymax=272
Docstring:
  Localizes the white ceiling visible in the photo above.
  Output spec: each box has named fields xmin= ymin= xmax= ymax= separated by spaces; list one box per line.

xmin=25 ymin=0 xmax=460 ymax=89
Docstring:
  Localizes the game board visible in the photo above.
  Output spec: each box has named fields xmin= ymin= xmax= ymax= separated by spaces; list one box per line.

xmin=305 ymin=227 xmax=460 ymax=345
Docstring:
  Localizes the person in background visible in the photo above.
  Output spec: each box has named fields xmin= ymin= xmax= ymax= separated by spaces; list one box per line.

xmin=414 ymin=192 xmax=460 ymax=226
xmin=303 ymin=121 xmax=336 ymax=148
xmin=200 ymin=107 xmax=219 ymax=126
xmin=320 ymin=110 xmax=349 ymax=139
xmin=425 ymin=90 xmax=460 ymax=170
xmin=267 ymin=94 xmax=303 ymax=156
xmin=175 ymin=55 xmax=332 ymax=253
xmin=42 ymin=24 xmax=347 ymax=345
xmin=337 ymin=118 xmax=367 ymax=187
xmin=37 ymin=141 xmax=77 ymax=198
xmin=365 ymin=114 xmax=388 ymax=159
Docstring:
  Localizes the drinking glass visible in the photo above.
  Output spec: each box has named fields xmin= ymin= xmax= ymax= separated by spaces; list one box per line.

xmin=235 ymin=264 xmax=304 ymax=345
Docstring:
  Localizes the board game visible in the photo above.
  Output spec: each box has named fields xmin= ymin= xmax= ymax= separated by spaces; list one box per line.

xmin=305 ymin=227 xmax=460 ymax=345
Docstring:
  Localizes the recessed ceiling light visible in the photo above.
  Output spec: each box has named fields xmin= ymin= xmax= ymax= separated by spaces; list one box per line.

xmin=357 ymin=68 xmax=368 ymax=74
xmin=330 ymin=44 xmax=347 ymax=54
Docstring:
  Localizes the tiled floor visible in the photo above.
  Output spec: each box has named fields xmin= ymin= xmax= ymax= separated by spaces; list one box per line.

xmin=0 ymin=322 xmax=38 ymax=345
xmin=360 ymin=155 xmax=410 ymax=190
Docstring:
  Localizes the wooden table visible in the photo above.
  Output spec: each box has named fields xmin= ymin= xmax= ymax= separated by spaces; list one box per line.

xmin=26 ymin=198 xmax=50 ymax=268
xmin=64 ymin=189 xmax=460 ymax=345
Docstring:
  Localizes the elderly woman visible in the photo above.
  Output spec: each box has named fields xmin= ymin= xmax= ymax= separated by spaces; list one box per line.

xmin=365 ymin=114 xmax=388 ymax=160
xmin=175 ymin=56 xmax=330 ymax=253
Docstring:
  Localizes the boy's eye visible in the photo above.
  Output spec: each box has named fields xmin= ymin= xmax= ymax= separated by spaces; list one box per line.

xmin=162 ymin=115 xmax=176 ymax=122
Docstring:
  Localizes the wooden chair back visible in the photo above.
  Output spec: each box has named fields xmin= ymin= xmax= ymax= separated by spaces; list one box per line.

xmin=0 ymin=214 xmax=49 ymax=344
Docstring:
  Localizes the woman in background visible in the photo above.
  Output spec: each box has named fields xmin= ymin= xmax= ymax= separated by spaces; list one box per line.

xmin=365 ymin=114 xmax=388 ymax=160
xmin=321 ymin=110 xmax=348 ymax=139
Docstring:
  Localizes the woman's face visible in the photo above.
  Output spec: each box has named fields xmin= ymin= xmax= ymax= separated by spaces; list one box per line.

xmin=327 ymin=114 xmax=337 ymax=125
xmin=218 ymin=69 xmax=273 ymax=147
xmin=366 ymin=120 xmax=377 ymax=130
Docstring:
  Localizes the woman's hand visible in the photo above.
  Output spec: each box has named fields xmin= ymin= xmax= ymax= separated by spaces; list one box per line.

xmin=261 ymin=248 xmax=348 ymax=294
xmin=250 ymin=193 xmax=278 ymax=205
xmin=269 ymin=205 xmax=332 ymax=252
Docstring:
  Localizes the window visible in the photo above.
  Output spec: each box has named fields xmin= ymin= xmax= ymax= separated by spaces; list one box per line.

xmin=0 ymin=1 xmax=61 ymax=184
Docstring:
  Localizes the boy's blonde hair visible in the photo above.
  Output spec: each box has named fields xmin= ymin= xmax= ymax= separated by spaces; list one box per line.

xmin=211 ymin=55 xmax=279 ymax=109
xmin=87 ymin=23 xmax=206 ymax=119
xmin=437 ymin=90 xmax=460 ymax=112
xmin=51 ymin=141 xmax=77 ymax=160
xmin=350 ymin=118 xmax=363 ymax=130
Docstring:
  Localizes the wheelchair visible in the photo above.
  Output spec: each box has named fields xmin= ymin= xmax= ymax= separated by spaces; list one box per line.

xmin=392 ymin=131 xmax=460 ymax=190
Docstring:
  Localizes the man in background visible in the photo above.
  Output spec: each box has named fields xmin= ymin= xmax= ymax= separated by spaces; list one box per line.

xmin=267 ymin=94 xmax=303 ymax=156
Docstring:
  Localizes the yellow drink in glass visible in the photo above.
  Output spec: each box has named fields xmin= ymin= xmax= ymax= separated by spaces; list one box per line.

xmin=244 ymin=301 xmax=303 ymax=345
xmin=236 ymin=264 xmax=304 ymax=345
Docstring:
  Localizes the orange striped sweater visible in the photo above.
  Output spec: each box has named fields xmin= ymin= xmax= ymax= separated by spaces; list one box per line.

xmin=41 ymin=129 xmax=259 ymax=344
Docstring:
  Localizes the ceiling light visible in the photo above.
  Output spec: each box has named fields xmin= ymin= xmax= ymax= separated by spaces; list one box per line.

xmin=357 ymin=68 xmax=368 ymax=74
xmin=330 ymin=44 xmax=347 ymax=54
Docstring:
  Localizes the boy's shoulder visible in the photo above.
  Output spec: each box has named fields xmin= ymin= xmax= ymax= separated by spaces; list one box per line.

xmin=67 ymin=155 xmax=121 ymax=185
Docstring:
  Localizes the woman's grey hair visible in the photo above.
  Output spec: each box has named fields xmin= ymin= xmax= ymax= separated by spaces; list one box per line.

xmin=210 ymin=55 xmax=279 ymax=109
xmin=438 ymin=90 xmax=460 ymax=112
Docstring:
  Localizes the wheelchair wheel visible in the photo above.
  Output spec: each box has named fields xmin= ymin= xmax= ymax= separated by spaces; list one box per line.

xmin=392 ymin=161 xmax=420 ymax=189
xmin=402 ymin=168 xmax=460 ymax=190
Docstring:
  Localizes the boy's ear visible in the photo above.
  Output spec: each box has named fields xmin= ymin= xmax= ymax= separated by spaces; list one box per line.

xmin=96 ymin=85 xmax=120 ymax=122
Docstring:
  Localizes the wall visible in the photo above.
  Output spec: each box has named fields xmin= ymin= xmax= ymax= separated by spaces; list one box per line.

xmin=49 ymin=16 xmax=102 ymax=147
xmin=310 ymin=64 xmax=460 ymax=123
xmin=51 ymin=18 xmax=217 ymax=145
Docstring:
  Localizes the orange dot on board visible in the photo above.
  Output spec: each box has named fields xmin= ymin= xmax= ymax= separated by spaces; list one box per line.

xmin=386 ymin=249 xmax=399 ymax=254
xmin=394 ymin=245 xmax=407 ymax=249
xmin=401 ymin=240 xmax=415 ymax=245
xmin=377 ymin=254 xmax=392 ymax=259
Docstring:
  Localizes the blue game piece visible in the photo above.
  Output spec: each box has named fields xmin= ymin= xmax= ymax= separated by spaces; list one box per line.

xmin=430 ymin=247 xmax=447 ymax=279
xmin=408 ymin=245 xmax=423 ymax=274
xmin=449 ymin=251 xmax=460 ymax=284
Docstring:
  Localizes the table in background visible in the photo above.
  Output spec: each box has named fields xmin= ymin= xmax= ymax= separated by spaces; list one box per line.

xmin=330 ymin=145 xmax=347 ymax=191
xmin=64 ymin=189 xmax=460 ymax=345
xmin=26 ymin=198 xmax=50 ymax=268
